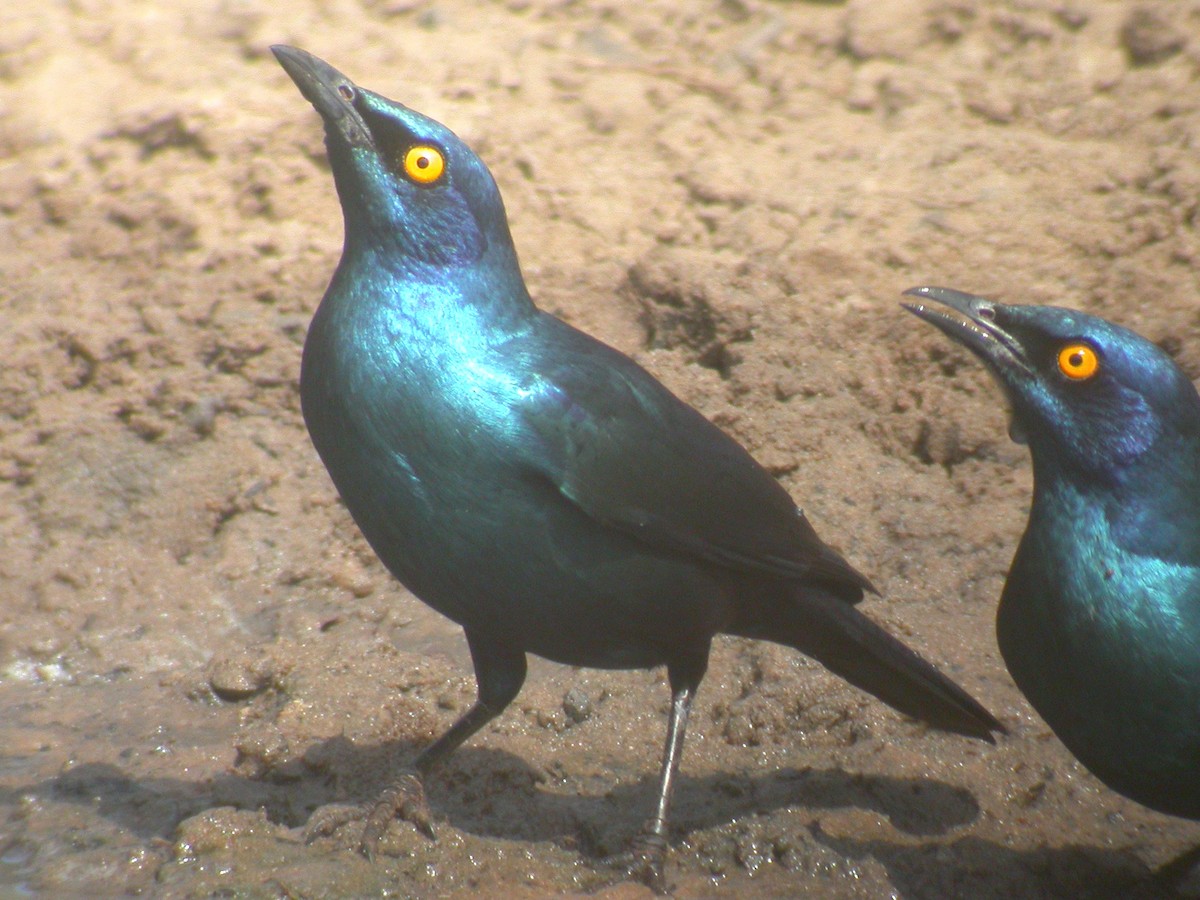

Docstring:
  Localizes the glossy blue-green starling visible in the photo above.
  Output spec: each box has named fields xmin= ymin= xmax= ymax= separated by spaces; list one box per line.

xmin=905 ymin=285 xmax=1200 ymax=824
xmin=271 ymin=46 xmax=1002 ymax=889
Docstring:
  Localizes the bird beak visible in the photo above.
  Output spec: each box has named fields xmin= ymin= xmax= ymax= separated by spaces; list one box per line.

xmin=901 ymin=286 xmax=1034 ymax=444
xmin=272 ymin=45 xmax=374 ymax=150
xmin=901 ymin=286 xmax=1033 ymax=377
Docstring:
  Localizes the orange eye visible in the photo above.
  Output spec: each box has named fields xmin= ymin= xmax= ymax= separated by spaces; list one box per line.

xmin=403 ymin=145 xmax=445 ymax=184
xmin=1057 ymin=343 xmax=1099 ymax=380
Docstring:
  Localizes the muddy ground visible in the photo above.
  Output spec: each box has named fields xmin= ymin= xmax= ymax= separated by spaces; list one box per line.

xmin=2 ymin=0 xmax=1200 ymax=896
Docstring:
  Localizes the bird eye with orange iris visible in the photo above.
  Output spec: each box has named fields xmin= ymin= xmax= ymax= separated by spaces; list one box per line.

xmin=403 ymin=145 xmax=445 ymax=185
xmin=1057 ymin=343 xmax=1099 ymax=381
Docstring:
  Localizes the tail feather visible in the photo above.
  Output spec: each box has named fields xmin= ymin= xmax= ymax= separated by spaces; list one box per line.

xmin=733 ymin=591 xmax=1004 ymax=741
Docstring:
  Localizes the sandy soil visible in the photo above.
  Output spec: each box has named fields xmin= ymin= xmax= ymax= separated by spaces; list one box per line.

xmin=2 ymin=0 xmax=1200 ymax=896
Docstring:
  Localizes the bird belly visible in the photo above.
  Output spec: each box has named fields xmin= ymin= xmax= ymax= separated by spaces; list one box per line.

xmin=386 ymin=504 xmax=731 ymax=670
xmin=325 ymin=434 xmax=732 ymax=671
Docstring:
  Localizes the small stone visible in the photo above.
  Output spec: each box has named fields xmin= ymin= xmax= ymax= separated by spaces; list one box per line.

xmin=183 ymin=395 xmax=223 ymax=436
xmin=233 ymin=726 xmax=289 ymax=776
xmin=562 ymin=687 xmax=593 ymax=724
xmin=207 ymin=648 xmax=273 ymax=701
xmin=1121 ymin=8 xmax=1185 ymax=67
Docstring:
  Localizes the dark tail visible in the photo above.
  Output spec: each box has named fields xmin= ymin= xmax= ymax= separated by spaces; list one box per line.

xmin=732 ymin=590 xmax=1004 ymax=741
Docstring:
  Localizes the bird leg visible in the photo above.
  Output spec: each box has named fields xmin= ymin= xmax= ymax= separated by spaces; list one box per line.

xmin=305 ymin=634 xmax=527 ymax=859
xmin=610 ymin=655 xmax=706 ymax=894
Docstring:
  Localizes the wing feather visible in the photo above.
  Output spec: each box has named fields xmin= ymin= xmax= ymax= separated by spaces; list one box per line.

xmin=513 ymin=317 xmax=873 ymax=600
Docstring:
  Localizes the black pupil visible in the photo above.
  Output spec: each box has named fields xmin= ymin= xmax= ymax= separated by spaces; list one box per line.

xmin=416 ymin=156 xmax=429 ymax=168
xmin=1070 ymin=350 xmax=1084 ymax=367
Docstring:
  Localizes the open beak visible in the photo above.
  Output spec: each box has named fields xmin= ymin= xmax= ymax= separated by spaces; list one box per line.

xmin=902 ymin=286 xmax=1033 ymax=377
xmin=902 ymin=286 xmax=1034 ymax=444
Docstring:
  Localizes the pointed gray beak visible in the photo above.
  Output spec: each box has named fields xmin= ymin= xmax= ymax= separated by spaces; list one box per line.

xmin=902 ymin=286 xmax=1033 ymax=377
xmin=272 ymin=45 xmax=373 ymax=149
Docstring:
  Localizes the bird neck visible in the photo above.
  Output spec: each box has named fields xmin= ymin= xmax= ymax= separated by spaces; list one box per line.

xmin=334 ymin=236 xmax=538 ymax=338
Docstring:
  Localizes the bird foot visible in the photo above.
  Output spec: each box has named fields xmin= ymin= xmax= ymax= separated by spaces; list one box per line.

xmin=303 ymin=768 xmax=435 ymax=860
xmin=361 ymin=769 xmax=436 ymax=858
xmin=601 ymin=827 xmax=670 ymax=895
xmin=303 ymin=801 xmax=372 ymax=846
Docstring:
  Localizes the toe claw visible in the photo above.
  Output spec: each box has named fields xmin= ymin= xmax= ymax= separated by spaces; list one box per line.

xmin=629 ymin=831 xmax=669 ymax=894
xmin=601 ymin=827 xmax=670 ymax=895
xmin=303 ymin=769 xmax=436 ymax=859
xmin=303 ymin=802 xmax=370 ymax=846
xmin=359 ymin=769 xmax=436 ymax=858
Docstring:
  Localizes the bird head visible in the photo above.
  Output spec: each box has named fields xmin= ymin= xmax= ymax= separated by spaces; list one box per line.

xmin=273 ymin=45 xmax=513 ymax=273
xmin=902 ymin=286 xmax=1200 ymax=484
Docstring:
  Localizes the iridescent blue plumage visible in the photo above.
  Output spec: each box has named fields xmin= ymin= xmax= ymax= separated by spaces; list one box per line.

xmin=272 ymin=46 xmax=1001 ymax=889
xmin=905 ymin=285 xmax=1200 ymax=820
